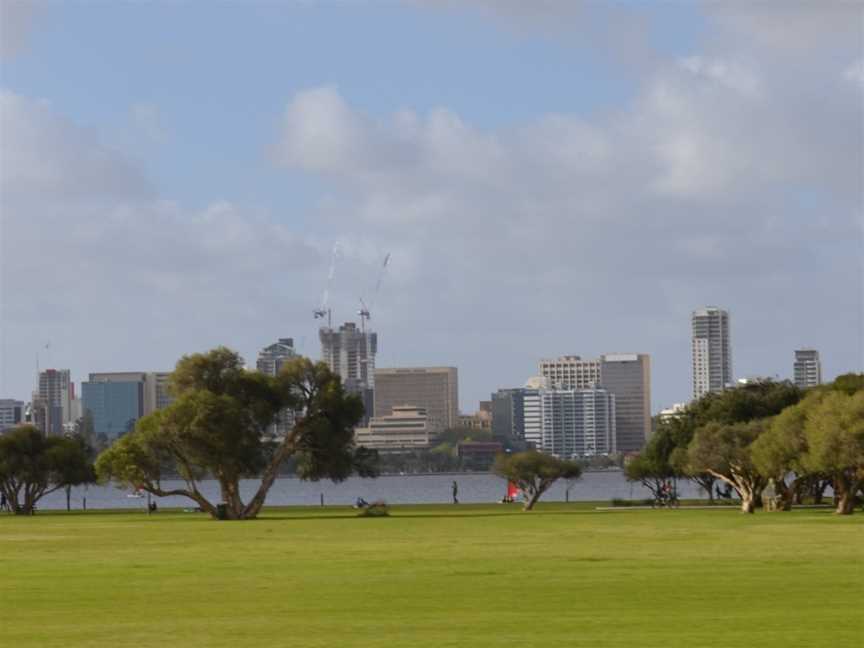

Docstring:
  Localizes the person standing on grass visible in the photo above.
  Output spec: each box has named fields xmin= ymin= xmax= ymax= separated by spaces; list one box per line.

xmin=0 ymin=492 xmax=6 ymax=511
xmin=452 ymin=480 xmax=459 ymax=504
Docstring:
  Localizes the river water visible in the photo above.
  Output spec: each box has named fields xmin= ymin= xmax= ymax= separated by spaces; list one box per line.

xmin=36 ymin=471 xmax=709 ymax=511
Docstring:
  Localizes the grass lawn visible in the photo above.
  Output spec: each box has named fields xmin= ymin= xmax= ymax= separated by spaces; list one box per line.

xmin=1 ymin=503 xmax=862 ymax=647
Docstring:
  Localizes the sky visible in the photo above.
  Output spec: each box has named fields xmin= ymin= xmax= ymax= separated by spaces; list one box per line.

xmin=0 ymin=1 xmax=862 ymax=413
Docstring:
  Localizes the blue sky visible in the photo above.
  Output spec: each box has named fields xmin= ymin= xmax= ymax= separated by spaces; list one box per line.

xmin=1 ymin=1 xmax=862 ymax=412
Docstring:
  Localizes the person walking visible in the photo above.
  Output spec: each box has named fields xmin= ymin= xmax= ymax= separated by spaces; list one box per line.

xmin=452 ymin=480 xmax=459 ymax=504
xmin=0 ymin=492 xmax=6 ymax=512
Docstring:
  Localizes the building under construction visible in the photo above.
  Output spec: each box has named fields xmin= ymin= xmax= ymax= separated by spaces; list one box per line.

xmin=319 ymin=322 xmax=377 ymax=422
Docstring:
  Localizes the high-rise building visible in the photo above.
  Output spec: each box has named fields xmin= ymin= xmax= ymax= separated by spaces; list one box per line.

xmin=320 ymin=322 xmax=377 ymax=419
xmin=538 ymin=356 xmax=601 ymax=390
xmin=0 ymin=399 xmax=24 ymax=433
xmin=538 ymin=353 xmax=651 ymax=453
xmin=539 ymin=388 xmax=616 ymax=457
xmin=82 ymin=373 xmax=146 ymax=440
xmin=598 ymin=354 xmax=651 ymax=453
xmin=793 ymin=349 xmax=822 ymax=389
xmin=491 ymin=388 xmax=527 ymax=441
xmin=691 ymin=306 xmax=732 ymax=400
xmin=257 ymin=338 xmax=297 ymax=375
xmin=257 ymin=338 xmax=298 ymax=437
xmin=374 ymin=367 xmax=458 ymax=430
xmin=35 ymin=369 xmax=73 ymax=435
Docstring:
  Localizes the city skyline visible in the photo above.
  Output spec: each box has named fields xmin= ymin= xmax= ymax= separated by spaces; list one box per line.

xmin=1 ymin=3 xmax=862 ymax=412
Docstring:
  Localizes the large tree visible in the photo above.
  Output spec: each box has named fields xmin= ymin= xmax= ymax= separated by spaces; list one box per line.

xmin=0 ymin=425 xmax=95 ymax=514
xmin=493 ymin=451 xmax=582 ymax=511
xmin=96 ymin=348 xmax=377 ymax=519
xmin=687 ymin=420 xmax=769 ymax=513
xmin=632 ymin=381 xmax=802 ymax=502
xmin=801 ymin=390 xmax=864 ymax=515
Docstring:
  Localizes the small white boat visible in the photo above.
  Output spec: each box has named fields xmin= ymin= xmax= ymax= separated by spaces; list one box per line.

xmin=126 ymin=491 xmax=145 ymax=499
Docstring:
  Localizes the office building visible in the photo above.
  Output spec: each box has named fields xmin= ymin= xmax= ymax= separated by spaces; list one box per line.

xmin=82 ymin=373 xmax=146 ymax=440
xmin=374 ymin=367 xmax=458 ymax=430
xmin=257 ymin=338 xmax=298 ymax=437
xmin=0 ymin=399 xmax=24 ymax=433
xmin=144 ymin=372 xmax=174 ymax=413
xmin=320 ymin=322 xmax=377 ymax=419
xmin=692 ymin=306 xmax=732 ymax=400
xmin=491 ymin=388 xmax=524 ymax=440
xmin=598 ymin=354 xmax=651 ymax=453
xmin=793 ymin=349 xmax=822 ymax=389
xmin=539 ymin=353 xmax=651 ymax=453
xmin=354 ymin=405 xmax=434 ymax=451
xmin=35 ymin=369 xmax=73 ymax=435
xmin=539 ymin=388 xmax=616 ymax=457
xmin=538 ymin=356 xmax=601 ymax=390
xmin=257 ymin=338 xmax=297 ymax=375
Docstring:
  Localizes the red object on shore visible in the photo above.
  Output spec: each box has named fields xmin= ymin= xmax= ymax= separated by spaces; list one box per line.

xmin=507 ymin=481 xmax=519 ymax=500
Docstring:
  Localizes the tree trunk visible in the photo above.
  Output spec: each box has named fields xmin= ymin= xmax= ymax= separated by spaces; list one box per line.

xmin=833 ymin=474 xmax=859 ymax=515
xmin=740 ymin=494 xmax=757 ymax=514
xmin=523 ymin=490 xmax=541 ymax=511
xmin=776 ymin=479 xmax=793 ymax=511
xmin=219 ymin=478 xmax=246 ymax=520
xmin=244 ymin=440 xmax=295 ymax=519
xmin=813 ymin=479 xmax=829 ymax=505
xmin=65 ymin=485 xmax=71 ymax=512
xmin=835 ymin=491 xmax=856 ymax=515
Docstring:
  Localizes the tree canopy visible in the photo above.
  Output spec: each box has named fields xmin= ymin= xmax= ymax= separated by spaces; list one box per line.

xmin=96 ymin=347 xmax=377 ymax=519
xmin=493 ymin=451 xmax=582 ymax=511
xmin=799 ymin=390 xmax=864 ymax=514
xmin=0 ymin=425 xmax=95 ymax=514
xmin=687 ymin=419 xmax=770 ymax=513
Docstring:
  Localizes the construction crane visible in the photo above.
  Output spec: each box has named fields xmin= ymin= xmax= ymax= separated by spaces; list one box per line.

xmin=314 ymin=242 xmax=341 ymax=329
xmin=357 ymin=252 xmax=390 ymax=332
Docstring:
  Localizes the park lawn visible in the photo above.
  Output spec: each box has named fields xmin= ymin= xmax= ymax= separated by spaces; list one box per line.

xmin=1 ymin=504 xmax=862 ymax=647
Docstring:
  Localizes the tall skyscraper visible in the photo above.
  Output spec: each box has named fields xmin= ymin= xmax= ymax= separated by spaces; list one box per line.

xmin=374 ymin=367 xmax=459 ymax=430
xmin=320 ymin=322 xmax=377 ymax=419
xmin=257 ymin=338 xmax=298 ymax=437
xmin=691 ymin=306 xmax=732 ymax=400
xmin=538 ymin=353 xmax=651 ymax=453
xmin=35 ymin=369 xmax=72 ymax=435
xmin=598 ymin=354 xmax=651 ymax=453
xmin=793 ymin=349 xmax=822 ymax=389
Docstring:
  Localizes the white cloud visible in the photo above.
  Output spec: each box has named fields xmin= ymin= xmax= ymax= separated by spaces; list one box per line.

xmin=0 ymin=90 xmax=326 ymax=395
xmin=271 ymin=23 xmax=862 ymax=404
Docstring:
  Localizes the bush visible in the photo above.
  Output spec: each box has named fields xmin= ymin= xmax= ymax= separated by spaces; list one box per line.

xmin=358 ymin=500 xmax=390 ymax=517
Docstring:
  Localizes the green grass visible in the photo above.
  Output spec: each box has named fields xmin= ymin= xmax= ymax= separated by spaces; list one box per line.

xmin=1 ymin=504 xmax=862 ymax=647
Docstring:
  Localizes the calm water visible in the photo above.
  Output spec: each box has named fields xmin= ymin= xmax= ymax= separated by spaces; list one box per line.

xmin=37 ymin=470 xmax=708 ymax=511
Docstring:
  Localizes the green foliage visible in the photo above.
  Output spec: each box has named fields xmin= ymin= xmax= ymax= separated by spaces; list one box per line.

xmin=0 ymin=425 xmax=95 ymax=514
xmin=96 ymin=348 xmax=374 ymax=519
xmin=493 ymin=451 xmax=582 ymax=510
xmin=800 ymin=390 xmax=864 ymax=514
xmin=687 ymin=420 xmax=769 ymax=512
xmin=824 ymin=373 xmax=864 ymax=396
xmin=631 ymin=380 xmax=803 ymax=501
